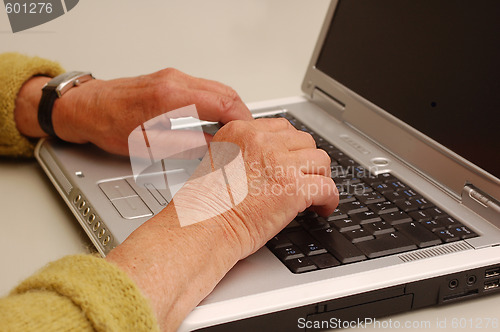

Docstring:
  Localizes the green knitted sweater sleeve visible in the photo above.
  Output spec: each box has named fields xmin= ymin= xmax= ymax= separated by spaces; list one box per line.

xmin=0 ymin=52 xmax=64 ymax=157
xmin=0 ymin=255 xmax=159 ymax=332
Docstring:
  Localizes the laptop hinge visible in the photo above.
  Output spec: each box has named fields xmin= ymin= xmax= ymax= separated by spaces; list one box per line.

xmin=311 ymin=88 xmax=346 ymax=121
xmin=462 ymin=184 xmax=500 ymax=228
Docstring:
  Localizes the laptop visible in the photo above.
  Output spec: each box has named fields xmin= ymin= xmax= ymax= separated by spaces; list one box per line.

xmin=35 ymin=0 xmax=500 ymax=330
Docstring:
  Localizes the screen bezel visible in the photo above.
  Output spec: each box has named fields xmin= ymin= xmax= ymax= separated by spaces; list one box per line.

xmin=301 ymin=0 xmax=499 ymax=201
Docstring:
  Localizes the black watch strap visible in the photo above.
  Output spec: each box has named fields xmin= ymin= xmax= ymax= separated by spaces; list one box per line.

xmin=38 ymin=84 xmax=59 ymax=136
xmin=37 ymin=71 xmax=94 ymax=137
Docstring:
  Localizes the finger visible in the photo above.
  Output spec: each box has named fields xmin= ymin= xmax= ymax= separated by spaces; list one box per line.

xmin=186 ymin=76 xmax=245 ymax=104
xmin=290 ymin=149 xmax=332 ymax=176
xmin=299 ymin=175 xmax=339 ymax=216
xmin=166 ymin=88 xmax=253 ymax=123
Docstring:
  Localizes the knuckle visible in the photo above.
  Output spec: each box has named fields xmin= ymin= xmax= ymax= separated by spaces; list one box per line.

xmin=218 ymin=95 xmax=235 ymax=116
xmin=225 ymin=86 xmax=240 ymax=101
xmin=277 ymin=117 xmax=292 ymax=127
xmin=317 ymin=148 xmax=331 ymax=165
xmin=217 ymin=119 xmax=247 ymax=138
xmin=159 ymin=67 xmax=180 ymax=79
xmin=299 ymin=130 xmax=316 ymax=147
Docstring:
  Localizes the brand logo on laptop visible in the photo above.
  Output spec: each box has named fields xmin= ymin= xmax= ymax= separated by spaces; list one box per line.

xmin=4 ymin=0 xmax=79 ymax=33
xmin=127 ymin=104 xmax=248 ymax=226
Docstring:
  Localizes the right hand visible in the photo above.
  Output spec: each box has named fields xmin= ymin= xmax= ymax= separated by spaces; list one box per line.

xmin=171 ymin=118 xmax=339 ymax=259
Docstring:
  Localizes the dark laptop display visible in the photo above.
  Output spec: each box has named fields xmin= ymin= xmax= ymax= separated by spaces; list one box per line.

xmin=316 ymin=0 xmax=500 ymax=178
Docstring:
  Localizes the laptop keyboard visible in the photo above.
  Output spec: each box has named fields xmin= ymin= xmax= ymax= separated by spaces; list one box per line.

xmin=202 ymin=112 xmax=478 ymax=274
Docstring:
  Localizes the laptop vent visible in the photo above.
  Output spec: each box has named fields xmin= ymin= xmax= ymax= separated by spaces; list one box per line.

xmin=39 ymin=146 xmax=73 ymax=195
xmin=399 ymin=242 xmax=474 ymax=263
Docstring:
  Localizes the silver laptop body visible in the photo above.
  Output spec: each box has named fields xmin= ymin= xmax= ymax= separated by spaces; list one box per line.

xmin=36 ymin=0 xmax=500 ymax=330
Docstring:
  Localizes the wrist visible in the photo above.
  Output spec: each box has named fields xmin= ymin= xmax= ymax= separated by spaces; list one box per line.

xmin=14 ymin=76 xmax=52 ymax=138
xmin=106 ymin=204 xmax=242 ymax=329
xmin=51 ymin=78 xmax=103 ymax=144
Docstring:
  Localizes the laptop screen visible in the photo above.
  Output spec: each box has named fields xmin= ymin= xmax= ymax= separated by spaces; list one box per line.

xmin=316 ymin=0 xmax=500 ymax=179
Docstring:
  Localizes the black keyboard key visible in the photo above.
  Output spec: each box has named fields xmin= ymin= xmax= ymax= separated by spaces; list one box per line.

xmin=301 ymin=217 xmax=330 ymax=231
xmin=284 ymin=257 xmax=317 ymax=273
xmin=350 ymin=182 xmax=373 ymax=195
xmin=368 ymin=201 xmax=399 ymax=215
xmin=378 ymin=172 xmax=397 ymax=183
xmin=267 ymin=234 xmax=292 ymax=250
xmin=331 ymin=218 xmax=361 ymax=232
xmin=365 ymin=172 xmax=395 ymax=186
xmin=295 ymin=210 xmax=318 ymax=221
xmin=274 ymin=245 xmax=304 ymax=260
xmin=326 ymin=208 xmax=348 ymax=221
xmin=422 ymin=219 xmax=447 ymax=232
xmin=356 ymin=191 xmax=386 ymax=205
xmin=310 ymin=254 xmax=340 ymax=269
xmin=436 ymin=229 xmax=461 ymax=243
xmin=350 ymin=211 xmax=381 ymax=224
xmin=352 ymin=165 xmax=375 ymax=179
xmin=311 ymin=228 xmax=367 ymax=264
xmin=386 ymin=180 xmax=410 ymax=192
xmin=330 ymin=150 xmax=348 ymax=161
xmin=299 ymin=243 xmax=328 ymax=256
xmin=395 ymin=197 xmax=433 ymax=212
xmin=315 ymin=136 xmax=327 ymax=147
xmin=338 ymin=191 xmax=356 ymax=204
xmin=287 ymin=231 xmax=328 ymax=256
xmin=338 ymin=158 xmax=358 ymax=168
xmin=400 ymin=189 xmax=420 ymax=199
xmin=319 ymin=144 xmax=339 ymax=156
xmin=339 ymin=200 xmax=369 ymax=214
xmin=355 ymin=233 xmax=418 ymax=259
xmin=410 ymin=197 xmax=434 ymax=210
xmin=343 ymin=228 xmax=375 ymax=243
xmin=423 ymin=207 xmax=447 ymax=219
xmin=395 ymin=222 xmax=442 ymax=248
xmin=362 ymin=221 xmax=395 ymax=235
xmin=373 ymin=182 xmax=394 ymax=194
xmin=286 ymin=231 xmax=316 ymax=245
xmin=384 ymin=190 xmax=406 ymax=202
xmin=381 ymin=211 xmax=412 ymax=225
xmin=453 ymin=225 xmax=477 ymax=239
xmin=409 ymin=210 xmax=433 ymax=222
xmin=436 ymin=215 xmax=462 ymax=228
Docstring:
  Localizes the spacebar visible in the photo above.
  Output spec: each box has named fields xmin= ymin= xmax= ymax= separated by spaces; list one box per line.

xmin=311 ymin=228 xmax=366 ymax=264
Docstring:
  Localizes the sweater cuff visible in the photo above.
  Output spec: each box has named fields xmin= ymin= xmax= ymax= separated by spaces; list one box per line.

xmin=0 ymin=52 xmax=65 ymax=157
xmin=12 ymin=254 xmax=159 ymax=332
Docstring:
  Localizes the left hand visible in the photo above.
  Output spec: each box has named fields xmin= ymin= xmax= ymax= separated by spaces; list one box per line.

xmin=16 ymin=68 xmax=252 ymax=155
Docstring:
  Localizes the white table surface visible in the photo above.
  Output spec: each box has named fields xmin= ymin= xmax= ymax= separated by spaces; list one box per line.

xmin=1 ymin=1 xmax=498 ymax=330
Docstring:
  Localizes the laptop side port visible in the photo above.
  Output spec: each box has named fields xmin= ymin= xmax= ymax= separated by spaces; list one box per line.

xmin=485 ymin=267 xmax=500 ymax=279
xmin=484 ymin=279 xmax=499 ymax=291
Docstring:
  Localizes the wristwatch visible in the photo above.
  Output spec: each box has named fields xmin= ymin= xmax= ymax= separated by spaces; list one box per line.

xmin=38 ymin=71 xmax=95 ymax=137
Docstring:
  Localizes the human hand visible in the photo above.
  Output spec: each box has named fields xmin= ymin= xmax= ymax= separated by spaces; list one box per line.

xmin=171 ymin=117 xmax=339 ymax=259
xmin=106 ymin=117 xmax=339 ymax=329
xmin=16 ymin=68 xmax=252 ymax=155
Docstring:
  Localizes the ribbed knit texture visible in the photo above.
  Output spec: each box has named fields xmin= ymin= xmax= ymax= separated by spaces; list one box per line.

xmin=0 ymin=255 xmax=159 ymax=331
xmin=0 ymin=52 xmax=64 ymax=157
xmin=0 ymin=53 xmax=159 ymax=330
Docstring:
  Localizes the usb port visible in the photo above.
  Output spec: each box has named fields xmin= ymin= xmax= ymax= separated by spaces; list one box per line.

xmin=485 ymin=267 xmax=500 ymax=279
xmin=484 ymin=279 xmax=499 ymax=291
